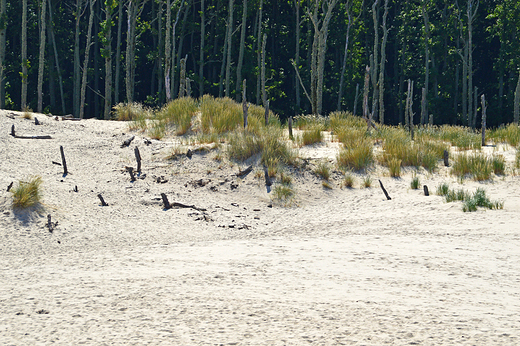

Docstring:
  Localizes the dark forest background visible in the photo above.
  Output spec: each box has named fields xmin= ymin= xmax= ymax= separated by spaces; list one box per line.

xmin=1 ymin=0 xmax=520 ymax=127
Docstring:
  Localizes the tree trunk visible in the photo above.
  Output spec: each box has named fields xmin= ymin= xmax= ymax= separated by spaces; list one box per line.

xmin=170 ymin=0 xmax=186 ymax=100
xmin=467 ymin=0 xmax=478 ymax=128
xmin=256 ymin=0 xmax=263 ymax=104
xmin=378 ymin=0 xmax=389 ymax=124
xmin=235 ymin=0 xmax=247 ymax=102
xmin=199 ymin=0 xmax=205 ymax=96
xmin=481 ymin=94 xmax=486 ymax=146
xmin=421 ymin=0 xmax=430 ymax=125
xmin=370 ymin=0 xmax=380 ymax=121
xmin=21 ymin=0 xmax=28 ymax=110
xmin=114 ymin=0 xmax=123 ymax=104
xmin=174 ymin=1 xmax=189 ymax=98
xmin=73 ymin=0 xmax=84 ymax=116
xmin=37 ymin=0 xmax=46 ymax=113
xmin=225 ymin=0 xmax=234 ymax=98
xmin=80 ymin=0 xmax=95 ymax=118
xmin=337 ymin=4 xmax=352 ymax=111
xmin=48 ymin=0 xmax=66 ymax=114
xmin=125 ymin=0 xmax=137 ymax=103
xmin=261 ymin=33 xmax=267 ymax=108
xmin=0 ymin=0 xmax=7 ymax=108
xmin=294 ymin=0 xmax=300 ymax=113
xmin=514 ymin=71 xmax=520 ymax=125
xmin=164 ymin=0 xmax=172 ymax=100
xmin=102 ymin=0 xmax=114 ymax=119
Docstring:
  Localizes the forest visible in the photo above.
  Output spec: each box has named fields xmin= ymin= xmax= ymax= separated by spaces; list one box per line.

xmin=1 ymin=0 xmax=520 ymax=127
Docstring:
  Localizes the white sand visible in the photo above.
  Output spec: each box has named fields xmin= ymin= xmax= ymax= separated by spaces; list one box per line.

xmin=1 ymin=110 xmax=519 ymax=345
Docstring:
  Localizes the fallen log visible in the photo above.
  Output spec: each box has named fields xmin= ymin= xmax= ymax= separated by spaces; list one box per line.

xmin=160 ymin=193 xmax=206 ymax=211
xmin=10 ymin=125 xmax=52 ymax=139
xmin=237 ymin=165 xmax=253 ymax=178
xmin=379 ymin=180 xmax=391 ymax=200
xmin=121 ymin=135 xmax=135 ymax=147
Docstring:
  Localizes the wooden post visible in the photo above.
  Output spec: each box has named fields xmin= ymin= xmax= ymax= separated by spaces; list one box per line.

xmin=481 ymin=94 xmax=487 ymax=147
xmin=443 ymin=150 xmax=449 ymax=167
xmin=121 ymin=135 xmax=135 ymax=147
xmin=7 ymin=182 xmax=13 ymax=192
xmin=423 ymin=185 xmax=429 ymax=196
xmin=242 ymin=79 xmax=248 ymax=128
xmin=97 ymin=194 xmax=108 ymax=206
xmin=60 ymin=146 xmax=68 ymax=175
xmin=34 ymin=117 xmax=40 ymax=125
xmin=134 ymin=147 xmax=142 ymax=173
xmin=47 ymin=214 xmax=55 ymax=233
xmin=10 ymin=125 xmax=15 ymax=137
xmin=161 ymin=193 xmax=172 ymax=209
xmin=288 ymin=117 xmax=293 ymax=139
xmin=378 ymin=179 xmax=391 ymax=200
xmin=127 ymin=166 xmax=136 ymax=181
xmin=264 ymin=165 xmax=272 ymax=186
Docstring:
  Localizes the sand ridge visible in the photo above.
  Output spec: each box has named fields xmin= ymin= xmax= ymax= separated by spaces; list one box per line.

xmin=1 ymin=110 xmax=519 ymax=345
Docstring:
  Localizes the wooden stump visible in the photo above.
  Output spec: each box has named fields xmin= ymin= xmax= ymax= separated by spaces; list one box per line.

xmin=60 ymin=146 xmax=68 ymax=175
xmin=423 ymin=185 xmax=429 ymax=196
xmin=10 ymin=125 xmax=15 ymax=137
xmin=161 ymin=193 xmax=172 ymax=210
xmin=127 ymin=166 xmax=136 ymax=181
xmin=443 ymin=150 xmax=449 ymax=167
xmin=121 ymin=135 xmax=135 ymax=147
xmin=134 ymin=147 xmax=142 ymax=173
xmin=34 ymin=117 xmax=40 ymax=125
xmin=288 ymin=117 xmax=293 ymax=139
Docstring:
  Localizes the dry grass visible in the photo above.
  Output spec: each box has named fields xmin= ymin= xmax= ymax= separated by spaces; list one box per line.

xmin=11 ymin=176 xmax=43 ymax=209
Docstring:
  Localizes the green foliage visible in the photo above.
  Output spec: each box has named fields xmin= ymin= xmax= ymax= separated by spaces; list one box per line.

xmin=410 ymin=175 xmax=420 ymax=190
xmin=298 ymin=124 xmax=323 ymax=146
xmin=363 ymin=175 xmax=372 ymax=188
xmin=436 ymin=183 xmax=503 ymax=212
xmin=11 ymin=176 xmax=42 ymax=209
xmin=488 ymin=123 xmax=520 ymax=146
xmin=451 ymin=153 xmax=494 ymax=181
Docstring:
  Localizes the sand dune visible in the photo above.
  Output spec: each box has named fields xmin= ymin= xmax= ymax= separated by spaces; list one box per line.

xmin=1 ymin=110 xmax=519 ymax=345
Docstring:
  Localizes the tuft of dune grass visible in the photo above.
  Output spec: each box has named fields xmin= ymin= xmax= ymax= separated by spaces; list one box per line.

xmin=11 ymin=176 xmax=43 ymax=209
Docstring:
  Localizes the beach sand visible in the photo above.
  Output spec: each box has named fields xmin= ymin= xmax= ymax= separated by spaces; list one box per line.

xmin=1 ymin=110 xmax=519 ymax=345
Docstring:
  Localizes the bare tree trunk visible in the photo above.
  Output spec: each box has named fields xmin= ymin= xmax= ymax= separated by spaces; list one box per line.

xmin=80 ymin=0 xmax=95 ymax=118
xmin=235 ymin=0 xmax=247 ymax=102
xmin=73 ymin=0 xmax=84 ymax=116
xmin=37 ymin=0 xmax=47 ymax=113
xmin=261 ymin=33 xmax=267 ymax=108
xmin=114 ymin=1 xmax=123 ymax=104
xmin=0 ymin=0 xmax=7 ymax=108
xmin=125 ymin=0 xmax=136 ymax=103
xmin=173 ymin=0 xmax=189 ymax=98
xmin=481 ymin=94 xmax=486 ymax=146
xmin=225 ymin=0 xmax=234 ymax=98
xmin=421 ymin=0 xmax=430 ymax=125
xmin=337 ymin=3 xmax=352 ymax=111
xmin=102 ymin=0 xmax=115 ymax=119
xmin=21 ymin=0 xmax=28 ymax=110
xmin=472 ymin=86 xmax=478 ymax=129
xmin=48 ymin=0 xmax=65 ymax=114
xmin=378 ymin=0 xmax=389 ymax=124
xmin=199 ymin=0 xmax=205 ymax=96
xmin=363 ymin=66 xmax=370 ymax=128
xmin=294 ymin=0 xmax=300 ymax=113
xmin=370 ymin=0 xmax=380 ymax=121
xmin=179 ymin=55 xmax=186 ymax=97
xmin=467 ymin=0 xmax=478 ymax=128
xmin=353 ymin=83 xmax=359 ymax=116
xmin=165 ymin=0 xmax=172 ymax=100
xmin=514 ymin=71 xmax=520 ymax=125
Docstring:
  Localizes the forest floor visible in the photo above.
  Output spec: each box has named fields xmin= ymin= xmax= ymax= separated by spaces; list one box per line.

xmin=1 ymin=109 xmax=519 ymax=345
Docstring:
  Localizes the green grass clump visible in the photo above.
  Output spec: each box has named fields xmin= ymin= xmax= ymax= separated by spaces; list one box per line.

xmin=11 ymin=176 xmax=43 ymax=209
xmin=200 ymin=95 xmax=242 ymax=134
xmin=488 ymin=123 xmax=520 ymax=147
xmin=298 ymin=124 xmax=323 ymax=146
xmin=329 ymin=111 xmax=366 ymax=133
xmin=113 ymin=102 xmax=150 ymax=121
xmin=342 ymin=174 xmax=355 ymax=188
xmin=436 ymin=182 xmax=450 ymax=196
xmin=436 ymin=183 xmax=503 ymax=212
xmin=451 ymin=152 xmax=493 ymax=181
xmin=157 ymin=97 xmax=198 ymax=135
xmin=314 ymin=161 xmax=331 ymax=181
xmin=272 ymin=185 xmax=295 ymax=204
xmin=491 ymin=155 xmax=505 ymax=175
xmin=363 ymin=175 xmax=372 ymax=188
xmin=388 ymin=157 xmax=402 ymax=178
xmin=337 ymin=139 xmax=374 ymax=171
xmin=410 ymin=175 xmax=420 ymax=189
xmin=293 ymin=114 xmax=328 ymax=130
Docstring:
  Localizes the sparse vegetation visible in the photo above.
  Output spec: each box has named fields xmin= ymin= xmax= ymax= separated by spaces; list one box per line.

xmin=337 ymin=139 xmax=374 ymax=171
xmin=342 ymin=174 xmax=355 ymax=188
xmin=410 ymin=175 xmax=420 ymax=189
xmin=314 ymin=161 xmax=331 ymax=181
xmin=10 ymin=176 xmax=43 ymax=209
xmin=157 ymin=97 xmax=198 ymax=135
xmin=363 ymin=176 xmax=372 ymax=188
xmin=298 ymin=124 xmax=323 ymax=146
xmin=451 ymin=152 xmax=493 ymax=181
xmin=436 ymin=183 xmax=503 ymax=212
xmin=388 ymin=157 xmax=402 ymax=178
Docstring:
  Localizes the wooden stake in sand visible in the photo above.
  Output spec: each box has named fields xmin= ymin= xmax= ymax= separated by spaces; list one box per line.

xmin=288 ymin=117 xmax=293 ymax=139
xmin=237 ymin=165 xmax=253 ymax=178
xmin=97 ymin=194 xmax=109 ymax=206
xmin=161 ymin=193 xmax=172 ymax=210
xmin=34 ymin=117 xmax=40 ymax=125
xmin=60 ymin=146 xmax=68 ymax=175
xmin=10 ymin=124 xmax=15 ymax=137
xmin=121 ymin=135 xmax=135 ymax=147
xmin=126 ymin=166 xmax=136 ymax=181
xmin=7 ymin=182 xmax=13 ymax=192
xmin=443 ymin=150 xmax=449 ymax=167
xmin=46 ymin=214 xmax=58 ymax=233
xmin=264 ymin=165 xmax=272 ymax=187
xmin=379 ymin=180 xmax=391 ymax=200
xmin=423 ymin=185 xmax=429 ymax=196
xmin=134 ymin=147 xmax=142 ymax=173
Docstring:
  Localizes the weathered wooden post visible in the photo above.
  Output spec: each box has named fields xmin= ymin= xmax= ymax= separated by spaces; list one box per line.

xmin=97 ymin=194 xmax=108 ymax=206
xmin=481 ymin=94 xmax=487 ymax=147
xmin=379 ymin=179 xmax=391 ymax=200
xmin=288 ymin=117 xmax=293 ymax=139
xmin=423 ymin=185 xmax=429 ymax=196
xmin=264 ymin=100 xmax=270 ymax=126
xmin=60 ymin=146 xmax=68 ymax=175
xmin=134 ymin=147 xmax=142 ymax=173
xmin=161 ymin=193 xmax=172 ymax=209
xmin=10 ymin=125 xmax=15 ymax=137
xmin=242 ymin=79 xmax=248 ymax=128
xmin=443 ymin=150 xmax=449 ymax=167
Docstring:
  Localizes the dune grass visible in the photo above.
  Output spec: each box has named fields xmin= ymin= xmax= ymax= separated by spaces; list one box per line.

xmin=436 ymin=183 xmax=503 ymax=212
xmin=298 ymin=124 xmax=323 ymax=146
xmin=314 ymin=161 xmax=331 ymax=181
xmin=342 ymin=173 xmax=355 ymax=188
xmin=11 ymin=176 xmax=43 ymax=209
xmin=157 ymin=97 xmax=198 ymax=135
xmin=337 ymin=139 xmax=374 ymax=171
xmin=451 ymin=152 xmax=496 ymax=181
xmin=488 ymin=123 xmax=520 ymax=147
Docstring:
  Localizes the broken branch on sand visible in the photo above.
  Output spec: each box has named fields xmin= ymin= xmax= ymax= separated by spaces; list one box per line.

xmin=9 ymin=125 xmax=52 ymax=139
xmin=160 ymin=193 xmax=206 ymax=211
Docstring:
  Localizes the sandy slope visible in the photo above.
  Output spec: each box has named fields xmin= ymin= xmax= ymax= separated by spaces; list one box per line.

xmin=1 ymin=110 xmax=519 ymax=345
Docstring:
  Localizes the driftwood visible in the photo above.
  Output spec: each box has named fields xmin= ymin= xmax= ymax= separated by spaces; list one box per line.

xmin=10 ymin=125 xmax=52 ymax=139
xmin=134 ymin=147 xmax=142 ymax=173
xmin=97 ymin=194 xmax=109 ymax=206
xmin=60 ymin=146 xmax=68 ymax=175
xmin=161 ymin=193 xmax=206 ymax=211
xmin=443 ymin=150 xmax=449 ymax=167
xmin=379 ymin=180 xmax=391 ymax=200
xmin=52 ymin=161 xmax=62 ymax=166
xmin=237 ymin=165 xmax=253 ymax=178
xmin=126 ymin=166 xmax=136 ymax=181
xmin=423 ymin=185 xmax=429 ymax=196
xmin=121 ymin=135 xmax=135 ymax=147
xmin=7 ymin=182 xmax=13 ymax=192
